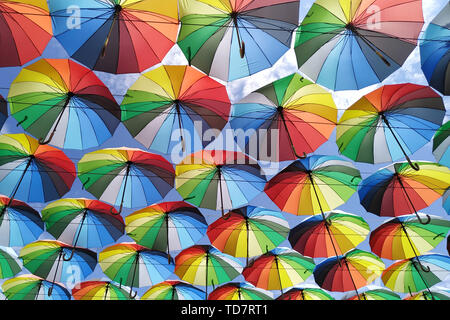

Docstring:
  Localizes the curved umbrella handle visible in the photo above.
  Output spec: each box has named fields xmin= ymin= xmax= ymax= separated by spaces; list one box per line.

xmin=110 ymin=205 xmax=122 ymax=216
xmin=416 ymin=213 xmax=431 ymax=225
xmin=129 ymin=288 xmax=138 ymax=299
xmin=38 ymin=131 xmax=56 ymax=145
xmin=406 ymin=156 xmax=420 ymax=171
xmin=412 ymin=258 xmax=431 ymax=273
xmin=16 ymin=116 xmax=28 ymax=127
xmin=62 ymin=247 xmax=76 ymax=261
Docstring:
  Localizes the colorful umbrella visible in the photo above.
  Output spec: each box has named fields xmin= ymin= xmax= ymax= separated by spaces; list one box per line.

xmin=174 ymin=245 xmax=244 ymax=300
xmin=0 ymin=0 xmax=53 ymax=67
xmin=295 ymin=0 xmax=424 ymax=91
xmin=405 ymin=289 xmax=450 ymax=301
xmin=264 ymin=155 xmax=361 ymax=216
xmin=19 ymin=240 xmax=97 ymax=296
xmin=72 ymin=281 xmax=131 ymax=300
xmin=177 ymin=0 xmax=299 ymax=82
xmin=433 ymin=121 xmax=450 ymax=168
xmin=288 ymin=210 xmax=370 ymax=258
xmin=125 ymin=201 xmax=207 ymax=261
xmin=8 ymin=59 xmax=121 ymax=150
xmin=420 ymin=4 xmax=449 ymax=96
xmin=0 ymin=246 xmax=22 ymax=279
xmin=141 ymin=280 xmax=204 ymax=300
xmin=382 ymin=254 xmax=450 ymax=298
xmin=208 ymin=282 xmax=273 ymax=300
xmin=99 ymin=242 xmax=174 ymax=299
xmin=41 ymin=198 xmax=125 ymax=260
xmin=207 ymin=206 xmax=289 ymax=265
xmin=313 ymin=249 xmax=385 ymax=299
xmin=0 ymin=95 xmax=7 ymax=130
xmin=336 ymin=83 xmax=445 ymax=167
xmin=2 ymin=274 xmax=71 ymax=300
xmin=276 ymin=287 xmax=334 ymax=300
xmin=242 ymin=247 xmax=315 ymax=294
xmin=121 ymin=65 xmax=231 ymax=154
xmin=230 ymin=72 xmax=337 ymax=161
xmin=369 ymin=214 xmax=450 ymax=260
xmin=0 ymin=195 xmax=44 ymax=247
xmin=78 ymin=147 xmax=175 ymax=214
xmin=175 ymin=150 xmax=266 ymax=216
xmin=358 ymin=161 xmax=450 ymax=223
xmin=48 ymin=0 xmax=179 ymax=74
xmin=444 ymin=188 xmax=450 ymax=215
xmin=0 ymin=133 xmax=76 ymax=204
xmin=345 ymin=288 xmax=401 ymax=300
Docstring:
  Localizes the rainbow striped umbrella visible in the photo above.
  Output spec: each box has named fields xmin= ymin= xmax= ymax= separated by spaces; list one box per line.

xmin=72 ymin=281 xmax=132 ymax=300
xmin=433 ymin=121 xmax=450 ymax=168
xmin=405 ymin=289 xmax=450 ymax=300
xmin=208 ymin=282 xmax=273 ymax=300
xmin=0 ymin=246 xmax=22 ymax=279
xmin=345 ymin=288 xmax=401 ymax=300
xmin=141 ymin=280 xmax=204 ymax=300
xmin=276 ymin=287 xmax=334 ymax=300
xmin=2 ymin=274 xmax=71 ymax=300
xmin=0 ymin=95 xmax=7 ymax=130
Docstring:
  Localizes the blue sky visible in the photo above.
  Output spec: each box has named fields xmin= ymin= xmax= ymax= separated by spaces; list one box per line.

xmin=0 ymin=0 xmax=448 ymax=300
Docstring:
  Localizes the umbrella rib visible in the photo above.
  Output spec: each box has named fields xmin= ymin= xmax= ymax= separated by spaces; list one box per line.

xmin=395 ymin=174 xmax=431 ymax=225
xmin=343 ymin=259 xmax=361 ymax=300
xmin=39 ymin=93 xmax=72 ymax=145
xmin=410 ymin=258 xmax=435 ymax=300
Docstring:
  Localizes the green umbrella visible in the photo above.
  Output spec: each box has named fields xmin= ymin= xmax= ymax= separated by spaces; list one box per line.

xmin=0 ymin=246 xmax=22 ymax=279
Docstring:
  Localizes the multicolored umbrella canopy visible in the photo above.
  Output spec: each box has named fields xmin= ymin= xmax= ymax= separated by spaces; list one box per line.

xmin=8 ymin=59 xmax=121 ymax=150
xmin=208 ymin=282 xmax=273 ymax=300
xmin=174 ymin=245 xmax=244 ymax=299
xmin=420 ymin=4 xmax=450 ymax=96
xmin=370 ymin=214 xmax=450 ymax=260
xmin=433 ymin=121 xmax=450 ymax=168
xmin=264 ymin=155 xmax=361 ymax=216
xmin=207 ymin=206 xmax=289 ymax=265
xmin=0 ymin=95 xmax=8 ymax=130
xmin=313 ymin=249 xmax=385 ymax=298
xmin=345 ymin=288 xmax=401 ymax=300
xmin=358 ymin=161 xmax=450 ymax=222
xmin=41 ymin=198 xmax=125 ymax=257
xmin=177 ymin=0 xmax=299 ymax=82
xmin=19 ymin=240 xmax=97 ymax=296
xmin=48 ymin=0 xmax=179 ymax=74
xmin=0 ymin=0 xmax=53 ymax=67
xmin=0 ymin=133 xmax=76 ymax=203
xmin=78 ymin=147 xmax=175 ymax=213
xmin=0 ymin=195 xmax=44 ymax=247
xmin=175 ymin=150 xmax=266 ymax=215
xmin=121 ymin=65 xmax=231 ymax=154
xmin=288 ymin=210 xmax=370 ymax=258
xmin=99 ymin=243 xmax=174 ymax=299
xmin=382 ymin=254 xmax=450 ymax=296
xmin=336 ymin=83 xmax=445 ymax=166
xmin=405 ymin=289 xmax=450 ymax=300
xmin=125 ymin=201 xmax=207 ymax=258
xmin=0 ymin=245 xmax=22 ymax=279
xmin=230 ymin=73 xmax=337 ymax=161
xmin=242 ymin=247 xmax=315 ymax=293
xmin=72 ymin=281 xmax=131 ymax=300
xmin=295 ymin=0 xmax=424 ymax=91
xmin=276 ymin=287 xmax=334 ymax=300
xmin=2 ymin=274 xmax=71 ymax=300
xmin=141 ymin=280 xmax=204 ymax=300
xmin=444 ymin=188 xmax=450 ymax=215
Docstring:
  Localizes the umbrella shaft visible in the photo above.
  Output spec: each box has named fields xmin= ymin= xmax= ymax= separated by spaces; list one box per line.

xmin=381 ymin=115 xmax=413 ymax=164
xmin=7 ymin=156 xmax=33 ymax=207
xmin=343 ymin=260 xmax=360 ymax=300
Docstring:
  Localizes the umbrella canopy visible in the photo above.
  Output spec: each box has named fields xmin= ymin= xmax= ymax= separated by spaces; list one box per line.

xmin=276 ymin=287 xmax=334 ymax=300
xmin=121 ymin=65 xmax=231 ymax=154
xmin=358 ymin=161 xmax=450 ymax=222
xmin=420 ymin=4 xmax=449 ymax=96
xmin=0 ymin=0 xmax=53 ymax=67
xmin=264 ymin=155 xmax=361 ymax=216
xmin=208 ymin=282 xmax=273 ymax=300
xmin=230 ymin=72 xmax=337 ymax=161
xmin=0 ymin=95 xmax=7 ymax=130
xmin=0 ymin=133 xmax=76 ymax=203
xmin=336 ymin=83 xmax=445 ymax=166
xmin=313 ymin=249 xmax=385 ymax=297
xmin=175 ymin=150 xmax=266 ymax=216
xmin=370 ymin=214 xmax=450 ymax=260
xmin=177 ymin=0 xmax=299 ymax=82
xmin=174 ymin=245 xmax=244 ymax=299
xmin=345 ymin=288 xmax=401 ymax=300
xmin=78 ymin=147 xmax=175 ymax=214
xmin=141 ymin=280 xmax=204 ymax=300
xmin=405 ymin=289 xmax=450 ymax=301
xmin=207 ymin=206 xmax=289 ymax=265
xmin=99 ymin=243 xmax=174 ymax=299
xmin=48 ymin=0 xmax=179 ymax=74
xmin=382 ymin=254 xmax=450 ymax=297
xmin=433 ymin=121 xmax=450 ymax=168
xmin=41 ymin=198 xmax=125 ymax=254
xmin=444 ymin=188 xmax=450 ymax=215
xmin=295 ymin=0 xmax=424 ymax=91
xmin=242 ymin=247 xmax=315 ymax=293
xmin=8 ymin=59 xmax=121 ymax=150
xmin=19 ymin=240 xmax=97 ymax=296
xmin=125 ymin=201 xmax=207 ymax=258
xmin=0 ymin=195 xmax=44 ymax=247
xmin=2 ymin=274 xmax=71 ymax=300
xmin=72 ymin=281 xmax=131 ymax=300
xmin=289 ymin=210 xmax=370 ymax=258
xmin=0 ymin=246 xmax=22 ymax=279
